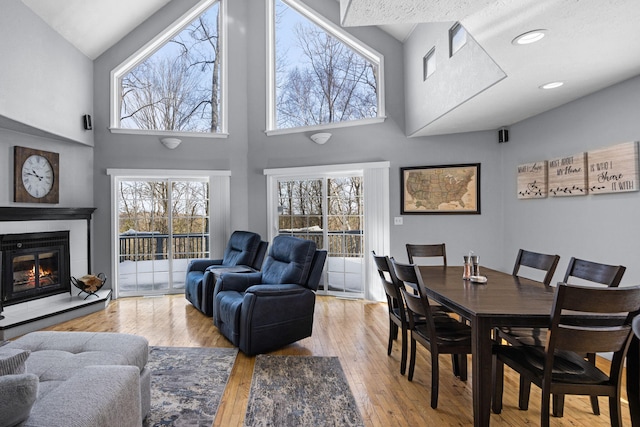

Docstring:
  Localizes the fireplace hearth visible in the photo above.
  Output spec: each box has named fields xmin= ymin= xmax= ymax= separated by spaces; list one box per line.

xmin=1 ymin=231 xmax=71 ymax=306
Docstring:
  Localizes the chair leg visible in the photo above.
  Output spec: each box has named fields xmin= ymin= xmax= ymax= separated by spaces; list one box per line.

xmin=586 ymin=352 xmax=601 ymax=415
xmin=451 ymin=354 xmax=460 ymax=377
xmin=387 ymin=319 xmax=395 ymax=356
xmin=552 ymin=394 xmax=564 ymax=418
xmin=541 ymin=387 xmax=551 ymax=427
xmin=457 ymin=354 xmax=468 ymax=381
xmin=589 ymin=396 xmax=601 ymax=416
xmin=518 ymin=377 xmax=531 ymax=410
xmin=407 ymin=338 xmax=417 ymax=381
xmin=492 ymin=355 xmax=504 ymax=414
xmin=610 ymin=392 xmax=623 ymax=427
xmin=431 ymin=353 xmax=439 ymax=409
xmin=400 ymin=325 xmax=408 ymax=376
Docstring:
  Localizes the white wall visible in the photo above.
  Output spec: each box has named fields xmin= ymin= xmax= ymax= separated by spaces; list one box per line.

xmin=501 ymin=75 xmax=640 ymax=285
xmin=403 ymin=22 xmax=505 ymax=136
xmin=0 ymin=0 xmax=94 ymax=146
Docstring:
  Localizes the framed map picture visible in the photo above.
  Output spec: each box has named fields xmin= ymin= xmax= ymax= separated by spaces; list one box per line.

xmin=401 ymin=163 xmax=480 ymax=214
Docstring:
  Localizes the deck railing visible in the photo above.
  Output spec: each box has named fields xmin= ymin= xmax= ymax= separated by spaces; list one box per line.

xmin=119 ymin=232 xmax=209 ymax=262
xmin=119 ymin=229 xmax=363 ymax=262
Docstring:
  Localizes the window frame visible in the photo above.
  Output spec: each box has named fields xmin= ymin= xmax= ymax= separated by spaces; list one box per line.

xmin=107 ymin=168 xmax=231 ymax=298
xmin=449 ymin=22 xmax=467 ymax=57
xmin=423 ymin=47 xmax=436 ymax=80
xmin=109 ymin=0 xmax=228 ymax=138
xmin=266 ymin=0 xmax=386 ymax=135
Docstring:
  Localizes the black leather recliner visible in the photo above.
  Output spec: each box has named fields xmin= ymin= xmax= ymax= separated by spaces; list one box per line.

xmin=214 ymin=235 xmax=327 ymax=355
xmin=184 ymin=230 xmax=267 ymax=316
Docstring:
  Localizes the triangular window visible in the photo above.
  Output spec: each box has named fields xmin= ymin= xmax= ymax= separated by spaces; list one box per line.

xmin=267 ymin=0 xmax=385 ymax=132
xmin=111 ymin=0 xmax=226 ymax=135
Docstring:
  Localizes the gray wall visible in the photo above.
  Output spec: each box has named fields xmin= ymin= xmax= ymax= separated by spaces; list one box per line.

xmin=501 ymin=75 xmax=640 ymax=285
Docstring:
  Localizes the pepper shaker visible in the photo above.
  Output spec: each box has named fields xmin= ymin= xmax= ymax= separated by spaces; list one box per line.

xmin=463 ymin=256 xmax=471 ymax=279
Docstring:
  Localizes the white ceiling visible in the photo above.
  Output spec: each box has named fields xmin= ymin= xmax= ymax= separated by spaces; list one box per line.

xmin=20 ymin=0 xmax=640 ymax=137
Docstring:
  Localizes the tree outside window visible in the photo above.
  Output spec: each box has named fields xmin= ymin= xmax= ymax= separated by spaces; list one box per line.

xmin=119 ymin=2 xmax=221 ymax=133
xmin=274 ymin=0 xmax=380 ymax=130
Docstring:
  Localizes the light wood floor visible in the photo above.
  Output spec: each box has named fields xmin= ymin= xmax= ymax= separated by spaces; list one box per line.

xmin=39 ymin=294 xmax=631 ymax=426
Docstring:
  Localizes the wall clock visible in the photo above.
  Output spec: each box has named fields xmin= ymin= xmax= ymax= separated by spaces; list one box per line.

xmin=14 ymin=146 xmax=60 ymax=203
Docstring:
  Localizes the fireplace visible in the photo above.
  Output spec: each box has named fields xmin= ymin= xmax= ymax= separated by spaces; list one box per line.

xmin=1 ymin=231 xmax=71 ymax=306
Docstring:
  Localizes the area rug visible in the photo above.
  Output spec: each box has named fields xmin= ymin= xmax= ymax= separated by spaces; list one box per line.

xmin=143 ymin=346 xmax=238 ymax=427
xmin=244 ymin=355 xmax=364 ymax=427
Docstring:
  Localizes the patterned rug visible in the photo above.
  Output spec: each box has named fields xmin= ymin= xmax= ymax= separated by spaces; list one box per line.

xmin=244 ymin=355 xmax=364 ymax=427
xmin=143 ymin=346 xmax=238 ymax=427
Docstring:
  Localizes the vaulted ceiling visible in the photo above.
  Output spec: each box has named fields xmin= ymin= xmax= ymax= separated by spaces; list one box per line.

xmin=20 ymin=0 xmax=640 ymax=137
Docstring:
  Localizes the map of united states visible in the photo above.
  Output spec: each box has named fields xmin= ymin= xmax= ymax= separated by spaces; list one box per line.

xmin=405 ymin=167 xmax=476 ymax=211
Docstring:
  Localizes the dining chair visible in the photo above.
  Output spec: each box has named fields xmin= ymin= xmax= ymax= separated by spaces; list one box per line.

xmin=492 ymin=283 xmax=640 ymax=427
xmin=496 ymin=249 xmax=560 ymax=345
xmin=391 ymin=258 xmax=471 ymax=409
xmin=406 ymin=243 xmax=447 ymax=266
xmin=503 ymin=256 xmax=626 ymax=416
xmin=372 ymin=251 xmax=412 ymax=375
xmin=512 ymin=249 xmax=560 ymax=286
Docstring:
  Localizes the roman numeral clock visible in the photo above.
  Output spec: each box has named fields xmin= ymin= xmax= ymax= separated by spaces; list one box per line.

xmin=14 ymin=146 xmax=60 ymax=204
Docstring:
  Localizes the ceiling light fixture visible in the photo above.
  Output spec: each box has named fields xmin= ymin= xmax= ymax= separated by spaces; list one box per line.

xmin=512 ymin=29 xmax=547 ymax=45
xmin=539 ymin=81 xmax=564 ymax=90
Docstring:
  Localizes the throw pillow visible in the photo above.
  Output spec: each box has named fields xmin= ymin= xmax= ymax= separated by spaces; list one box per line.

xmin=0 ymin=373 xmax=39 ymax=427
xmin=0 ymin=349 xmax=30 ymax=376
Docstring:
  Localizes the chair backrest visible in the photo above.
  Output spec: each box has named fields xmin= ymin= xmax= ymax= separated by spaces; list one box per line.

xmin=406 ymin=243 xmax=447 ymax=266
xmin=372 ymin=251 xmax=404 ymax=312
xmin=562 ymin=257 xmax=626 ymax=287
xmin=305 ymin=250 xmax=327 ymax=291
xmin=545 ymin=283 xmax=640 ymax=376
xmin=260 ymin=235 xmax=317 ymax=286
xmin=250 ymin=241 xmax=269 ymax=270
xmin=391 ymin=259 xmax=438 ymax=333
xmin=512 ymin=249 xmax=560 ymax=286
xmin=221 ymin=231 xmax=263 ymax=266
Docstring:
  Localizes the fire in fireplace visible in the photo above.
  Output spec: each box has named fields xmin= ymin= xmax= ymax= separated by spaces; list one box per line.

xmin=1 ymin=231 xmax=70 ymax=306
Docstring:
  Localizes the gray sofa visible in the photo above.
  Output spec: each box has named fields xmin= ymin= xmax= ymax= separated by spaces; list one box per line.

xmin=0 ymin=331 xmax=150 ymax=427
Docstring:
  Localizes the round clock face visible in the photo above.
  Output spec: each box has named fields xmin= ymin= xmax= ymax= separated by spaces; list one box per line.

xmin=21 ymin=154 xmax=54 ymax=198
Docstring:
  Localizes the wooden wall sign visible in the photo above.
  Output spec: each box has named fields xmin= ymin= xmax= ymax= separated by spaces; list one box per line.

xmin=517 ymin=161 xmax=548 ymax=199
xmin=587 ymin=141 xmax=639 ymax=194
xmin=548 ymin=152 xmax=587 ymax=196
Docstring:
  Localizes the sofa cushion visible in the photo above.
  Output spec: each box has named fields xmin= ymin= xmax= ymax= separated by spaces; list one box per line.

xmin=0 ymin=348 xmax=30 ymax=376
xmin=0 ymin=373 xmax=39 ymax=427
xmin=4 ymin=331 xmax=148 ymax=372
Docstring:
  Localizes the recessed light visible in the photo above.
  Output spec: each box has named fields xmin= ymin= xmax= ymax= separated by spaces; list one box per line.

xmin=539 ymin=81 xmax=564 ymax=90
xmin=512 ymin=30 xmax=547 ymax=45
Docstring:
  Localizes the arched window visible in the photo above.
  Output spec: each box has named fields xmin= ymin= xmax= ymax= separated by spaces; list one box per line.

xmin=267 ymin=0 xmax=385 ymax=134
xmin=110 ymin=0 xmax=227 ymax=136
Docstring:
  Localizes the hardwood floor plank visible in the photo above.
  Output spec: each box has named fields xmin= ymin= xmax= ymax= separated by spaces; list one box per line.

xmin=35 ymin=294 xmax=630 ymax=426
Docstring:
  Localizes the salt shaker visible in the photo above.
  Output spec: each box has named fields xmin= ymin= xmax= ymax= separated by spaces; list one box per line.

xmin=462 ymin=255 xmax=471 ymax=279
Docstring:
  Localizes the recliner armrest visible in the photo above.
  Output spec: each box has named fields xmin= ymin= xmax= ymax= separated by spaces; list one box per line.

xmin=187 ymin=259 xmax=223 ymax=273
xmin=245 ymin=283 xmax=308 ymax=297
xmin=216 ymin=272 xmax=263 ymax=292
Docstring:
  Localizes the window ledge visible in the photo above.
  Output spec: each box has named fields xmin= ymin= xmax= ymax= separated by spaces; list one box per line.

xmin=265 ymin=116 xmax=386 ymax=137
xmin=109 ymin=128 xmax=229 ymax=139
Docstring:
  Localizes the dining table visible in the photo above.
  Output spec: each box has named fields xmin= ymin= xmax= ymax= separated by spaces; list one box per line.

xmin=416 ymin=265 xmax=568 ymax=426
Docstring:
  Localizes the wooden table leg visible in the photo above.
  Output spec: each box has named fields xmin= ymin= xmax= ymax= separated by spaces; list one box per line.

xmin=628 ymin=336 xmax=640 ymax=426
xmin=472 ymin=315 xmax=492 ymax=427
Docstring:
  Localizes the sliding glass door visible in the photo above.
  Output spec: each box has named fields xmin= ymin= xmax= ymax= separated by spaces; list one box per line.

xmin=276 ymin=174 xmax=365 ymax=298
xmin=116 ymin=178 xmax=209 ymax=297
